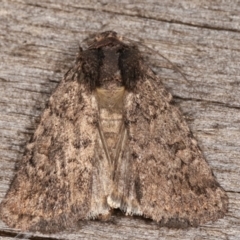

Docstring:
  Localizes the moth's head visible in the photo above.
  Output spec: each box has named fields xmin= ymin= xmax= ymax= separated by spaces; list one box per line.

xmin=88 ymin=31 xmax=124 ymax=49
xmin=95 ymin=31 xmax=119 ymax=41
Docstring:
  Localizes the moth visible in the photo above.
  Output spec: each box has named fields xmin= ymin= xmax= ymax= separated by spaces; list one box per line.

xmin=0 ymin=31 xmax=228 ymax=233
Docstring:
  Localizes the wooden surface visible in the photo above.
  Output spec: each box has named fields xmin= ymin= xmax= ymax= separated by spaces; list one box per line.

xmin=0 ymin=0 xmax=240 ymax=239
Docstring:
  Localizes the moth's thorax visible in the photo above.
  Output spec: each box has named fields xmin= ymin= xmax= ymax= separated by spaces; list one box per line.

xmin=95 ymin=87 xmax=125 ymax=162
xmin=99 ymin=46 xmax=123 ymax=89
xmin=83 ymin=34 xmax=141 ymax=91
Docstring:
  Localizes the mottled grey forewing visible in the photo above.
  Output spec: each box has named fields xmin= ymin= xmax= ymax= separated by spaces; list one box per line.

xmin=0 ymin=67 xmax=99 ymax=233
xmin=111 ymin=66 xmax=228 ymax=227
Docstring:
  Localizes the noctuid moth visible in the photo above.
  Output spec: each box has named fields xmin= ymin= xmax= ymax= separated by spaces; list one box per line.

xmin=0 ymin=31 xmax=228 ymax=233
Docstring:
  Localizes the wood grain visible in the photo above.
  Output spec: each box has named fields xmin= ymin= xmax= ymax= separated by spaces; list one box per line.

xmin=0 ymin=0 xmax=239 ymax=239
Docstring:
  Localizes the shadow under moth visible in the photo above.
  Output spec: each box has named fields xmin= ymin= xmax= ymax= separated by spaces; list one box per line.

xmin=0 ymin=31 xmax=228 ymax=233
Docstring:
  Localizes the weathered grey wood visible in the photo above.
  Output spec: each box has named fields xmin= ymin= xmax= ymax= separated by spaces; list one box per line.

xmin=0 ymin=0 xmax=240 ymax=239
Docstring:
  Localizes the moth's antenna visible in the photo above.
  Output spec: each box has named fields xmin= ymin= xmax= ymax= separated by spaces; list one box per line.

xmin=123 ymin=36 xmax=190 ymax=85
xmin=14 ymin=232 xmax=33 ymax=239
